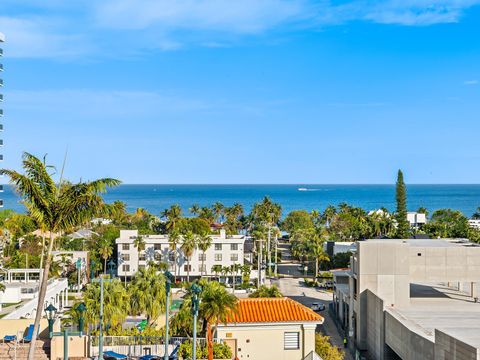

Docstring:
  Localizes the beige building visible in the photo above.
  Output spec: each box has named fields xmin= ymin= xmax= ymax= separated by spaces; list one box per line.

xmin=218 ymin=297 xmax=324 ymax=360
xmin=333 ymin=239 xmax=480 ymax=359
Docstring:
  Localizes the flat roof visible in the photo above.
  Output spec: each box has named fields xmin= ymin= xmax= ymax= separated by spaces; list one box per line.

xmin=364 ymin=238 xmax=478 ymax=248
xmin=387 ymin=283 xmax=480 ymax=348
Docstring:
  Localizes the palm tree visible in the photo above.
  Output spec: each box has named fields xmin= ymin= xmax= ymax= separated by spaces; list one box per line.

xmin=189 ymin=204 xmax=200 ymax=216
xmin=20 ymin=234 xmax=41 ymax=268
xmin=0 ymin=152 xmax=120 ymax=359
xmin=133 ymin=235 xmax=146 ymax=252
xmin=322 ymin=205 xmax=337 ymax=227
xmin=249 ymin=284 xmax=283 ymax=298
xmin=98 ymin=240 xmax=113 ymax=275
xmin=221 ymin=266 xmax=230 ymax=285
xmin=129 ymin=267 xmax=166 ymax=325
xmin=212 ymin=202 xmax=225 ymax=223
xmin=181 ymin=231 xmax=197 ymax=282
xmin=197 ymin=232 xmax=212 ymax=277
xmin=211 ymin=265 xmax=222 ymax=281
xmin=199 ymin=207 xmax=215 ymax=224
xmin=169 ymin=230 xmax=181 ymax=282
xmin=199 ymin=281 xmax=238 ymax=360
xmin=162 ymin=205 xmax=183 ymax=233
xmin=230 ymin=263 xmax=241 ymax=291
xmin=308 ymin=238 xmax=329 ymax=279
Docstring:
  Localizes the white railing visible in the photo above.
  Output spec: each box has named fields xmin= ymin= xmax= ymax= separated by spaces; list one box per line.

xmin=4 ymin=278 xmax=68 ymax=319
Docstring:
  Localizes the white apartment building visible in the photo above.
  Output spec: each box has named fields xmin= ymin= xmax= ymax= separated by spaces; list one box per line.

xmin=407 ymin=211 xmax=427 ymax=228
xmin=116 ymin=229 xmax=246 ymax=280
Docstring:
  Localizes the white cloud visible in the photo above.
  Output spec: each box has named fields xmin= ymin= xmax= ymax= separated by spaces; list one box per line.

xmin=2 ymin=0 xmax=480 ymax=58
xmin=0 ymin=16 xmax=90 ymax=58
xmin=94 ymin=0 xmax=307 ymax=33
xmin=464 ymin=80 xmax=479 ymax=85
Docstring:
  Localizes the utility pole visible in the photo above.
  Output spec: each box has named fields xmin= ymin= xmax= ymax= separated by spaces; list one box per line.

xmin=267 ymin=225 xmax=271 ymax=277
xmin=191 ymin=283 xmax=202 ymax=360
xmin=92 ymin=274 xmax=112 ymax=360
xmin=164 ymin=271 xmax=174 ymax=360
xmin=257 ymin=238 xmax=263 ymax=288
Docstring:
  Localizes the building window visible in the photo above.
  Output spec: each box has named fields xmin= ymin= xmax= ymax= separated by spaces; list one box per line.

xmin=121 ymin=254 xmax=130 ymax=261
xmin=139 ymin=265 xmax=146 ymax=270
xmin=199 ymin=264 xmax=206 ymax=273
xmin=230 ymin=254 xmax=238 ymax=262
xmin=199 ymin=253 xmax=206 ymax=261
xmin=284 ymin=332 xmax=300 ymax=350
xmin=154 ymin=253 xmax=162 ymax=261
xmin=122 ymin=264 xmax=130 ymax=272
xmin=139 ymin=253 xmax=146 ymax=261
xmin=169 ymin=253 xmax=175 ymax=262
xmin=215 ymin=244 xmax=222 ymax=251
xmin=231 ymin=244 xmax=238 ymax=251
xmin=122 ymin=244 xmax=130 ymax=250
xmin=184 ymin=264 xmax=191 ymax=272
xmin=215 ymin=254 xmax=222 ymax=261
xmin=154 ymin=244 xmax=162 ymax=251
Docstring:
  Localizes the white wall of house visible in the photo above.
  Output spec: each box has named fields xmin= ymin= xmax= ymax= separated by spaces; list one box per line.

xmin=116 ymin=229 xmax=246 ymax=279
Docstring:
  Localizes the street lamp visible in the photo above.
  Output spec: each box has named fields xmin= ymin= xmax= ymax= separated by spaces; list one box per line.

xmin=90 ymin=259 xmax=96 ymax=282
xmin=190 ymin=283 xmax=202 ymax=360
xmin=45 ymin=303 xmax=57 ymax=337
xmin=75 ymin=302 xmax=86 ymax=335
xmin=164 ymin=270 xmax=174 ymax=360
xmin=107 ymin=259 xmax=116 ymax=279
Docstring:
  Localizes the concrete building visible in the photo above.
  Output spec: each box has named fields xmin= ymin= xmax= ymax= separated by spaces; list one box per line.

xmin=333 ymin=239 xmax=480 ymax=359
xmin=0 ymin=33 xmax=4 ymax=208
xmin=217 ymin=297 xmax=324 ymax=360
xmin=116 ymin=229 xmax=246 ymax=280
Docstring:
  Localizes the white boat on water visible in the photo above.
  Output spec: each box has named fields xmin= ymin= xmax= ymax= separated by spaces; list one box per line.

xmin=298 ymin=188 xmax=308 ymax=191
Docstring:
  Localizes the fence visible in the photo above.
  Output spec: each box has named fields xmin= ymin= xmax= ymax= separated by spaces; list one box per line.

xmin=90 ymin=336 xmax=220 ymax=358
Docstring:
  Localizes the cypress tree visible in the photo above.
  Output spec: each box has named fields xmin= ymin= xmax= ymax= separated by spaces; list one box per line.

xmin=395 ymin=169 xmax=409 ymax=238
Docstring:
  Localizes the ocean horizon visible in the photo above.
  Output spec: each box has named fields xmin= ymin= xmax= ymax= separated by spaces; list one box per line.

xmin=3 ymin=184 xmax=480 ymax=217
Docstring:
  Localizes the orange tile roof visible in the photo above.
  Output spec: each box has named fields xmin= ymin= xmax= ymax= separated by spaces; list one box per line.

xmin=225 ymin=298 xmax=324 ymax=324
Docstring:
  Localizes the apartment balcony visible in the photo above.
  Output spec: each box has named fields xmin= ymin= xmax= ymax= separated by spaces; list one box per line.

xmin=0 ymin=64 xmax=3 ymax=71
xmin=0 ymin=94 xmax=3 ymax=101
xmin=0 ymin=79 xmax=3 ymax=86
xmin=0 ymin=185 xmax=3 ymax=192
xmin=0 ymin=109 xmax=3 ymax=116
xmin=0 ymin=139 xmax=3 ymax=146
xmin=0 ymin=200 xmax=3 ymax=208
xmin=0 ymin=124 xmax=3 ymax=131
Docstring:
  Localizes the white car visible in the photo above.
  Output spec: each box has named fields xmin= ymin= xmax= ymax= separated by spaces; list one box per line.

xmin=310 ymin=302 xmax=326 ymax=311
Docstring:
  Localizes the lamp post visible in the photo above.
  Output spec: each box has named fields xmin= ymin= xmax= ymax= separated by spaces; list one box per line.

xmin=164 ymin=270 xmax=174 ymax=360
xmin=76 ymin=258 xmax=82 ymax=291
xmin=75 ymin=302 xmax=86 ymax=335
xmin=90 ymin=259 xmax=96 ymax=282
xmin=92 ymin=275 xmax=113 ymax=360
xmin=107 ymin=259 xmax=116 ymax=279
xmin=190 ymin=283 xmax=202 ymax=360
xmin=45 ymin=303 xmax=57 ymax=338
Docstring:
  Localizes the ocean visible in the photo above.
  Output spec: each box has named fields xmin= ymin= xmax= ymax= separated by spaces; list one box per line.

xmin=3 ymin=184 xmax=480 ymax=217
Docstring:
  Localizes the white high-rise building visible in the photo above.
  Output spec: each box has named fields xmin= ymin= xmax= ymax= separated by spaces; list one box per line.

xmin=116 ymin=229 xmax=246 ymax=280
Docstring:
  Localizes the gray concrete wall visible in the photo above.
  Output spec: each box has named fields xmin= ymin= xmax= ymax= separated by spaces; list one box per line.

xmin=384 ymin=311 xmax=435 ymax=360
xmin=366 ymin=290 xmax=385 ymax=360
xmin=434 ymin=329 xmax=479 ymax=360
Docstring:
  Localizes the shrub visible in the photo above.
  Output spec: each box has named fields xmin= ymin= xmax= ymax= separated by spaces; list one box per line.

xmin=179 ymin=341 xmax=232 ymax=359
xmin=315 ymin=334 xmax=344 ymax=360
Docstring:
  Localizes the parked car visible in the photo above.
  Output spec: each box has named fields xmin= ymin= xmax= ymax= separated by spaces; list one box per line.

xmin=310 ymin=302 xmax=326 ymax=311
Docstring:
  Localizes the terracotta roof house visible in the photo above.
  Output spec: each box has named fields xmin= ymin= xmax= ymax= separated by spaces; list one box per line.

xmin=217 ymin=298 xmax=324 ymax=360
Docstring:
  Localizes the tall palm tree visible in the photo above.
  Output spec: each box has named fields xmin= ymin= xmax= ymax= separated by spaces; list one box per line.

xmin=199 ymin=207 xmax=215 ymax=224
xmin=199 ymin=281 xmax=238 ymax=360
xmin=0 ymin=152 xmax=120 ymax=359
xmin=133 ymin=235 xmax=146 ymax=252
xmin=308 ymin=237 xmax=329 ymax=279
xmin=197 ymin=232 xmax=212 ymax=276
xmin=211 ymin=265 xmax=222 ymax=281
xmin=212 ymin=202 xmax=225 ymax=224
xmin=98 ymin=240 xmax=113 ymax=275
xmin=189 ymin=204 xmax=200 ymax=216
xmin=249 ymin=284 xmax=283 ymax=298
xmin=181 ymin=231 xmax=197 ymax=282
xmin=129 ymin=267 xmax=166 ymax=325
xmin=169 ymin=230 xmax=181 ymax=282
xmin=230 ymin=263 xmax=241 ymax=291
xmin=162 ymin=205 xmax=183 ymax=233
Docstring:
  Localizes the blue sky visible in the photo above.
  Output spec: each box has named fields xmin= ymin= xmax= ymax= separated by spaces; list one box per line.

xmin=1 ymin=0 xmax=480 ymax=184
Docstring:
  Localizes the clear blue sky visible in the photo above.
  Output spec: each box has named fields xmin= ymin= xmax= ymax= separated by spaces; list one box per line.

xmin=1 ymin=1 xmax=480 ymax=184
